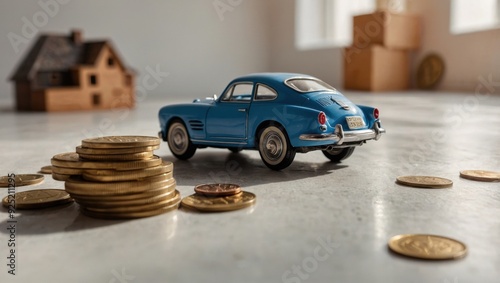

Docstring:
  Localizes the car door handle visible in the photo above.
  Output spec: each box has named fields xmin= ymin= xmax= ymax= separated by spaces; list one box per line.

xmin=238 ymin=108 xmax=247 ymax=112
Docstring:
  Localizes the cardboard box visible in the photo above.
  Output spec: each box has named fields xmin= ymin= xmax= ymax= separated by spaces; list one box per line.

xmin=353 ymin=11 xmax=420 ymax=50
xmin=343 ymin=45 xmax=409 ymax=91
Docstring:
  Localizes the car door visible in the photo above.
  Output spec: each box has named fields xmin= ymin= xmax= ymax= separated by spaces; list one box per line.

xmin=205 ymin=82 xmax=253 ymax=141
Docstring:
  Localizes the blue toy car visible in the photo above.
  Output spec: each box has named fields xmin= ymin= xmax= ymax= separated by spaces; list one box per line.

xmin=158 ymin=73 xmax=385 ymax=170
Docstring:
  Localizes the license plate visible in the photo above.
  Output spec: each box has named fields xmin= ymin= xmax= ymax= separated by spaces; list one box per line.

xmin=346 ymin=116 xmax=365 ymax=129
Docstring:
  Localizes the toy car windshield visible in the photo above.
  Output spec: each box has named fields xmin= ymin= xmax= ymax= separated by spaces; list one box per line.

xmin=285 ymin=78 xmax=337 ymax=93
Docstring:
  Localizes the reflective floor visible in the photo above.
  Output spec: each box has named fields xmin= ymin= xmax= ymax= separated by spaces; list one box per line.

xmin=0 ymin=91 xmax=499 ymax=283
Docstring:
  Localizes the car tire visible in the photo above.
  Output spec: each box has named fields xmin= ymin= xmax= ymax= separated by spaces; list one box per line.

xmin=167 ymin=120 xmax=196 ymax=160
xmin=258 ymin=125 xmax=296 ymax=170
xmin=322 ymin=147 xmax=355 ymax=163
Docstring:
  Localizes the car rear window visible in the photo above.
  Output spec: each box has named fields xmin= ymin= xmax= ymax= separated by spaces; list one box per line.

xmin=285 ymin=78 xmax=336 ymax=93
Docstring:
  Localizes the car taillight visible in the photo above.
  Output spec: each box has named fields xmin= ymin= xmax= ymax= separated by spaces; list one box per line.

xmin=318 ymin=112 xmax=326 ymax=125
xmin=373 ymin=108 xmax=379 ymax=119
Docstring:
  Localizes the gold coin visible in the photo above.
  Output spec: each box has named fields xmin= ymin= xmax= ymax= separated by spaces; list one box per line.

xmin=460 ymin=170 xmax=500 ymax=182
xmin=65 ymin=174 xmax=175 ymax=196
xmin=52 ymin=173 xmax=72 ymax=181
xmin=74 ymin=187 xmax=177 ymax=208
xmin=2 ymin=189 xmax=73 ymax=209
xmin=39 ymin=165 xmax=53 ymax=174
xmin=81 ymin=136 xmax=160 ymax=149
xmin=80 ymin=192 xmax=181 ymax=219
xmin=0 ymin=174 xmax=44 ymax=187
xmin=51 ymin=153 xmax=162 ymax=170
xmin=396 ymin=176 xmax=453 ymax=188
xmin=78 ymin=151 xmax=154 ymax=161
xmin=194 ymin=183 xmax=242 ymax=197
xmin=82 ymin=161 xmax=173 ymax=182
xmin=70 ymin=181 xmax=176 ymax=203
xmin=76 ymin=145 xmax=159 ymax=155
xmin=51 ymin=166 xmax=83 ymax=175
xmin=84 ymin=190 xmax=181 ymax=213
xmin=388 ymin=234 xmax=467 ymax=260
xmin=417 ymin=53 xmax=445 ymax=89
xmin=181 ymin=191 xmax=256 ymax=212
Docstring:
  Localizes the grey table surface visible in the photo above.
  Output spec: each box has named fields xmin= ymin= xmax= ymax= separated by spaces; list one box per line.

xmin=0 ymin=91 xmax=499 ymax=283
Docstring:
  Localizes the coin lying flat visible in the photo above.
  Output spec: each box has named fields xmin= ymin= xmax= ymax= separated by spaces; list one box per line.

xmin=69 ymin=181 xmax=176 ymax=203
xmin=0 ymin=174 xmax=44 ymax=187
xmin=84 ymin=190 xmax=181 ymax=213
xmin=39 ymin=166 xmax=53 ymax=174
xmin=194 ymin=183 xmax=241 ymax=197
xmin=65 ymin=174 xmax=175 ymax=196
xmin=396 ymin=176 xmax=453 ymax=188
xmin=181 ymin=191 xmax=256 ymax=212
xmin=2 ymin=189 xmax=73 ymax=209
xmin=81 ymin=136 xmax=160 ymax=149
xmin=80 ymin=191 xmax=181 ymax=219
xmin=76 ymin=145 xmax=159 ymax=155
xmin=51 ymin=153 xmax=162 ymax=170
xmin=460 ymin=170 xmax=500 ymax=182
xmin=82 ymin=161 xmax=173 ymax=182
xmin=78 ymin=151 xmax=154 ymax=161
xmin=388 ymin=234 xmax=467 ymax=260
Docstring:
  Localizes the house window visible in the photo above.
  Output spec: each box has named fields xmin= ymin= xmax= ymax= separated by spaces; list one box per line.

xmin=107 ymin=56 xmax=114 ymax=67
xmin=92 ymin=93 xmax=101 ymax=106
xmin=51 ymin=73 xmax=61 ymax=85
xmin=451 ymin=0 xmax=500 ymax=34
xmin=295 ymin=0 xmax=375 ymax=49
xmin=89 ymin=74 xmax=97 ymax=85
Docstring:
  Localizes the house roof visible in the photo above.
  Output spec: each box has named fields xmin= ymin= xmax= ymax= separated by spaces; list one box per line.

xmin=10 ymin=31 xmax=132 ymax=81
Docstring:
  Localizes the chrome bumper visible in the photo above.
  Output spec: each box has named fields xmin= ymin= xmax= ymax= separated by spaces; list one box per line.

xmin=299 ymin=122 xmax=385 ymax=145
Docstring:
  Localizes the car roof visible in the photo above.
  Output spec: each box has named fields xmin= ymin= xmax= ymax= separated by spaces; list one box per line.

xmin=231 ymin=73 xmax=317 ymax=85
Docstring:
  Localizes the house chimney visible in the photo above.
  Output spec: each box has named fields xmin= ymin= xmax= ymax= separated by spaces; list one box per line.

xmin=70 ymin=29 xmax=82 ymax=45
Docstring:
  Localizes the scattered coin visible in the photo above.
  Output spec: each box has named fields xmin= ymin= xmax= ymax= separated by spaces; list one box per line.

xmin=460 ymin=170 xmax=500 ymax=182
xmin=81 ymin=136 xmax=160 ymax=149
xmin=52 ymin=173 xmax=72 ymax=181
xmin=194 ymin=183 xmax=242 ymax=197
xmin=181 ymin=191 xmax=256 ymax=212
xmin=2 ymin=189 xmax=73 ymax=209
xmin=417 ymin=53 xmax=445 ymax=89
xmin=388 ymin=234 xmax=467 ymax=260
xmin=0 ymin=174 xmax=44 ymax=187
xmin=39 ymin=165 xmax=53 ymax=174
xmin=396 ymin=176 xmax=453 ymax=188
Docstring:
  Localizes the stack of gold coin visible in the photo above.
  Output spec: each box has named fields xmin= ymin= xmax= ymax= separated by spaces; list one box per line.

xmin=181 ymin=183 xmax=256 ymax=212
xmin=50 ymin=136 xmax=181 ymax=219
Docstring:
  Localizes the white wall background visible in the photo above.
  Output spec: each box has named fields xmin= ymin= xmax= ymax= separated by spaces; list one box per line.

xmin=0 ymin=0 xmax=498 ymax=109
xmin=0 ymin=0 xmax=271 ymax=106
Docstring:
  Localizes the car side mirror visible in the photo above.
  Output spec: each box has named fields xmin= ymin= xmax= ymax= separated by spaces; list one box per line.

xmin=213 ymin=94 xmax=218 ymax=100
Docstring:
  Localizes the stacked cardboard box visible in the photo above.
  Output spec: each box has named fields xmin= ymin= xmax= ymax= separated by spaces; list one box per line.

xmin=344 ymin=11 xmax=421 ymax=91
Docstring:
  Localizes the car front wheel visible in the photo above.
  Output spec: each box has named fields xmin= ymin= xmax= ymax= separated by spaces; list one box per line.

xmin=258 ymin=125 xmax=296 ymax=170
xmin=322 ymin=147 xmax=355 ymax=163
xmin=167 ymin=120 xmax=196 ymax=160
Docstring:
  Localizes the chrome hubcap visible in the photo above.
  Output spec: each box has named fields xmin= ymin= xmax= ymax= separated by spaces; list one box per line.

xmin=264 ymin=133 xmax=283 ymax=161
xmin=169 ymin=124 xmax=188 ymax=154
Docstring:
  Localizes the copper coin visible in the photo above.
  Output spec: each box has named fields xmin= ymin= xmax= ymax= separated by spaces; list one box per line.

xmin=460 ymin=170 xmax=500 ymax=182
xmin=396 ymin=176 xmax=453 ymax=188
xmin=194 ymin=183 xmax=242 ymax=197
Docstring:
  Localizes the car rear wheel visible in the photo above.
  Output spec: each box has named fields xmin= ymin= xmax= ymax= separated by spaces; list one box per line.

xmin=167 ymin=120 xmax=196 ymax=160
xmin=258 ymin=125 xmax=296 ymax=170
xmin=322 ymin=147 xmax=355 ymax=163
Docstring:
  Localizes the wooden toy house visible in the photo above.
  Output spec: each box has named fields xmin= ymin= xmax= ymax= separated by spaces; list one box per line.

xmin=10 ymin=30 xmax=135 ymax=111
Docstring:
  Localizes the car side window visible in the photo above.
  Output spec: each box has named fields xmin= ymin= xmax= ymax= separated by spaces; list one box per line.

xmin=255 ymin=84 xmax=278 ymax=101
xmin=221 ymin=83 xmax=253 ymax=102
